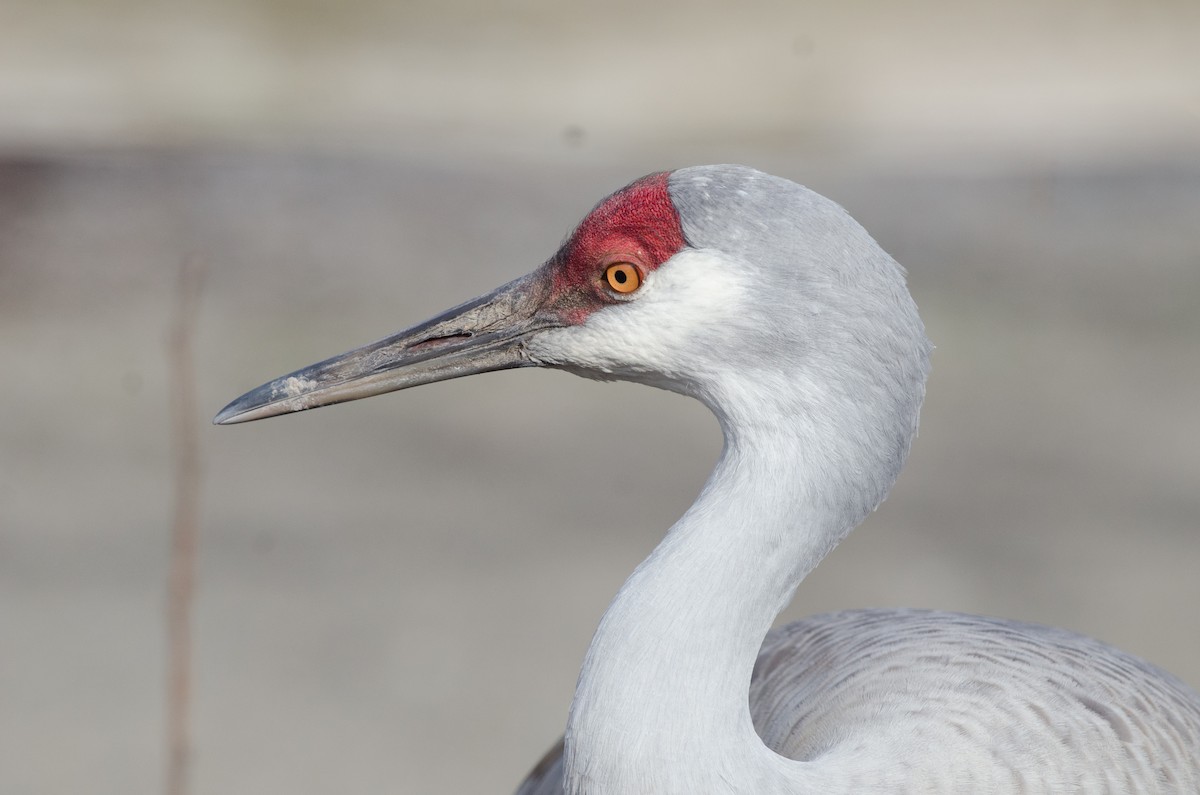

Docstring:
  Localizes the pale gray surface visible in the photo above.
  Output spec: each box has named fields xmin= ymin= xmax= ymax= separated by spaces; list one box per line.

xmin=1 ymin=153 xmax=1197 ymax=794
xmin=2 ymin=0 xmax=1198 ymax=163
xmin=1 ymin=1 xmax=1199 ymax=792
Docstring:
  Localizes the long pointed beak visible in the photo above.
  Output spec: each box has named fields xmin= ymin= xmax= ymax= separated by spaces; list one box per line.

xmin=214 ymin=272 xmax=555 ymax=425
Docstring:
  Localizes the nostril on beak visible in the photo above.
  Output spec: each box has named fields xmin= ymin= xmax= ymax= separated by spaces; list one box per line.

xmin=409 ymin=331 xmax=474 ymax=351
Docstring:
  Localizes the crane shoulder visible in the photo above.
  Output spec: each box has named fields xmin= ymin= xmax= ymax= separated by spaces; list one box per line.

xmin=515 ymin=608 xmax=1200 ymax=794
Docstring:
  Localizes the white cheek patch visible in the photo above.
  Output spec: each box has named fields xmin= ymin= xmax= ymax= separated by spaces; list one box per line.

xmin=528 ymin=249 xmax=749 ymax=377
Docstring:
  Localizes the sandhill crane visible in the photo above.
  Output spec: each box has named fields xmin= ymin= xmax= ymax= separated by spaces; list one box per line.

xmin=216 ymin=165 xmax=1200 ymax=793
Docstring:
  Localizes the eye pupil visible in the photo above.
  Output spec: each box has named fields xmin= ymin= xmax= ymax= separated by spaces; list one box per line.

xmin=614 ymin=270 xmax=627 ymax=284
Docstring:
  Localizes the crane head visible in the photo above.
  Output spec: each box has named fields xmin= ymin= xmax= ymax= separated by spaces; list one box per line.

xmin=215 ymin=165 xmax=929 ymax=437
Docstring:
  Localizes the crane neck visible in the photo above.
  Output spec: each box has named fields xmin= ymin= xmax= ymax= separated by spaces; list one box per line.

xmin=563 ymin=410 xmax=873 ymax=794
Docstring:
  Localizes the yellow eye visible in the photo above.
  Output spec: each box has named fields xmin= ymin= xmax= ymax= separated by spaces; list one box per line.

xmin=604 ymin=262 xmax=642 ymax=294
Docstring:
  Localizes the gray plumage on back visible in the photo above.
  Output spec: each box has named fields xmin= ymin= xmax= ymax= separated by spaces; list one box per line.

xmin=521 ymin=606 xmax=1200 ymax=793
xmin=751 ymin=609 xmax=1200 ymax=792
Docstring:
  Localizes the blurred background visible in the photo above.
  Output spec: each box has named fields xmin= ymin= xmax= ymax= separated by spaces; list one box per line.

xmin=1 ymin=1 xmax=1198 ymax=792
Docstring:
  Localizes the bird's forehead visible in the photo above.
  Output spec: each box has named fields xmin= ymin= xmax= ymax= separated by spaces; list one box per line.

xmin=554 ymin=171 xmax=685 ymax=278
xmin=541 ymin=171 xmax=686 ymax=324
